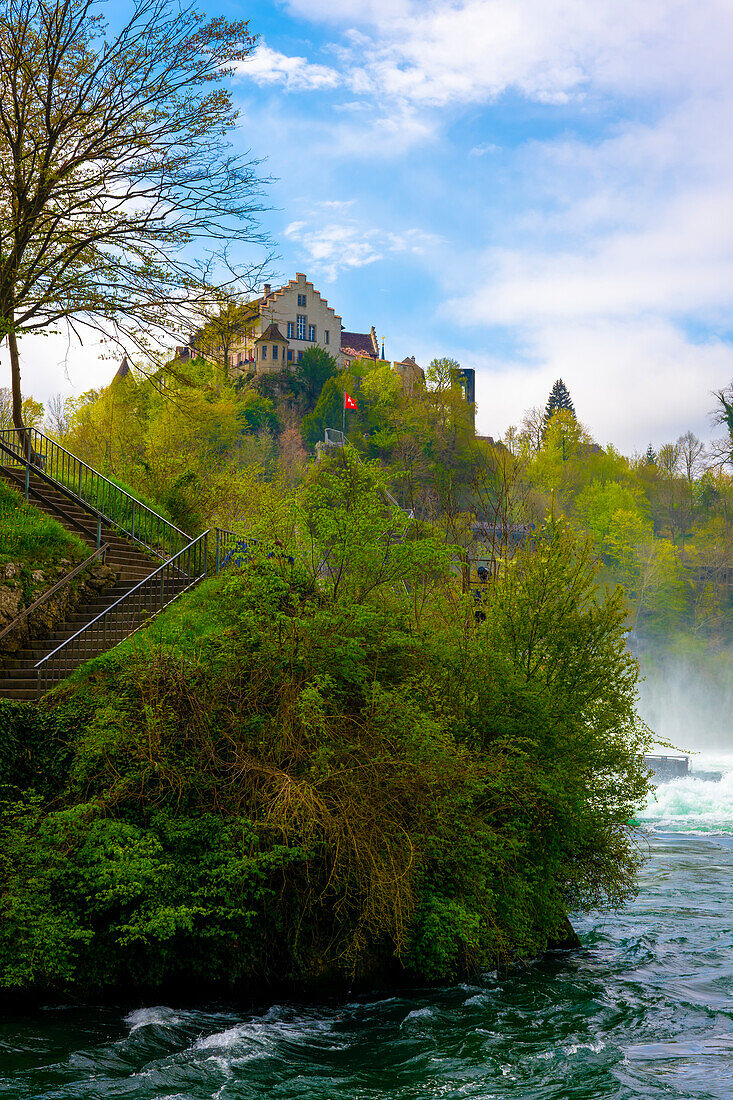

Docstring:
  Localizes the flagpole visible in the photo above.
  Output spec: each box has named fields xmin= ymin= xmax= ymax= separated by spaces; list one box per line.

xmin=342 ymin=391 xmax=346 ymax=440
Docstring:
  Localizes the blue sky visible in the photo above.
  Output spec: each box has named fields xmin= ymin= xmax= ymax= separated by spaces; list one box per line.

xmin=15 ymin=0 xmax=733 ymax=453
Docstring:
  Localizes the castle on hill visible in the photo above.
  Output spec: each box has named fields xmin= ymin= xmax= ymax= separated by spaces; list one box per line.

xmin=178 ymin=272 xmax=426 ymax=394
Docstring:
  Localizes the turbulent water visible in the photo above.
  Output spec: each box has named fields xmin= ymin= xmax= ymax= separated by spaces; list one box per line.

xmin=5 ymin=758 xmax=733 ymax=1100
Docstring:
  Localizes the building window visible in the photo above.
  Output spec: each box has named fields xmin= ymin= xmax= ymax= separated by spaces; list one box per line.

xmin=296 ymin=314 xmax=306 ymax=340
xmin=287 ymin=350 xmax=293 ymax=362
xmin=297 ymin=293 xmax=306 ymax=307
xmin=261 ymin=345 xmax=266 ymax=360
xmin=324 ymin=330 xmax=329 ymax=344
xmin=272 ymin=344 xmax=278 ymax=360
xmin=308 ymin=324 xmax=316 ymax=342
xmin=287 ymin=321 xmax=294 ymax=339
xmin=297 ymin=351 xmax=303 ymax=362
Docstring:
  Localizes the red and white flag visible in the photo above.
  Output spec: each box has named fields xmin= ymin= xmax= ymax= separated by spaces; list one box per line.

xmin=344 ymin=392 xmax=357 ymax=410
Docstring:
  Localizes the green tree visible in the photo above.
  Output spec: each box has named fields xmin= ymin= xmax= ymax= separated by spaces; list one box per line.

xmin=0 ymin=496 xmax=651 ymax=994
xmin=426 ymin=357 xmax=460 ymax=394
xmin=195 ymin=299 xmax=255 ymax=381
xmin=301 ymin=376 xmax=344 ymax=449
xmin=295 ymin=346 xmax=339 ymax=409
xmin=236 ymin=393 xmax=279 ymax=435
xmin=544 ymin=379 xmax=576 ymax=426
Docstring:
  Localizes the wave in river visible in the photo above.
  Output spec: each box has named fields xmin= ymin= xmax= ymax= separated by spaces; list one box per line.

xmin=640 ymin=765 xmax=733 ymax=834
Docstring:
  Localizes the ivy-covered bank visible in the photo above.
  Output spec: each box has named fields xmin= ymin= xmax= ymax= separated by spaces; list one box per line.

xmin=0 ymin=496 xmax=651 ymax=998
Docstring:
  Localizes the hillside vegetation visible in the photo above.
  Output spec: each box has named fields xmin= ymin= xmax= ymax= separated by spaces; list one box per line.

xmin=0 ymin=453 xmax=650 ymax=996
xmin=5 ymin=353 xmax=727 ymax=995
xmin=41 ymin=357 xmax=733 ymax=662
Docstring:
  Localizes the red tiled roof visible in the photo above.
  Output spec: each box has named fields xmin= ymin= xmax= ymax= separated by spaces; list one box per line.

xmin=341 ymin=330 xmax=378 ymax=358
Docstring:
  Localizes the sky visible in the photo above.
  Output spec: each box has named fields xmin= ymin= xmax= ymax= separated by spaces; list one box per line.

xmin=8 ymin=0 xmax=733 ymax=453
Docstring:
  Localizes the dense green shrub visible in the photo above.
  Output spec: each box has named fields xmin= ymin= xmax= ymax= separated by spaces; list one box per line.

xmin=0 ymin=459 xmax=651 ymax=997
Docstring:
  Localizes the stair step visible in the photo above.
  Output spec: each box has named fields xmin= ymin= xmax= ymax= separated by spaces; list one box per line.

xmin=0 ymin=459 xmax=200 ymax=700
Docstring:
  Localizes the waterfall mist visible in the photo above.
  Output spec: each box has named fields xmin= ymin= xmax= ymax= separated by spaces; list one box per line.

xmin=637 ymin=645 xmax=733 ymax=757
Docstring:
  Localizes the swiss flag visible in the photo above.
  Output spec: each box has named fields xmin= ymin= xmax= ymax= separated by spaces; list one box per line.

xmin=344 ymin=392 xmax=357 ymax=410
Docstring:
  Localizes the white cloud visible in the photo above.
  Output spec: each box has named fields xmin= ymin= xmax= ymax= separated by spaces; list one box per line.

xmin=471 ymin=319 xmax=733 ymax=452
xmin=286 ymin=0 xmax=733 ymax=109
xmin=0 ymin=332 xmax=129 ymax=406
xmin=284 ymin=216 xmax=442 ymax=280
xmin=447 ymin=94 xmax=733 ymax=332
xmin=469 ymin=143 xmax=500 ymax=157
xmin=285 ymin=221 xmax=382 ymax=280
xmin=237 ymin=43 xmax=341 ymax=92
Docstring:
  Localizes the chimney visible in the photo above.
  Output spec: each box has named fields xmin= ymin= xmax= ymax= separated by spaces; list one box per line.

xmin=263 ymin=283 xmax=271 ymax=297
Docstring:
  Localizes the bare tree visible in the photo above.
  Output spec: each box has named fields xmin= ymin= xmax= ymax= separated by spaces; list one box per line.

xmin=0 ymin=0 xmax=270 ymax=437
xmin=194 ymin=296 xmax=256 ymax=379
xmin=520 ymin=406 xmax=545 ymax=455
xmin=677 ymin=430 xmax=704 ymax=489
xmin=710 ymin=383 xmax=733 ymax=469
xmin=45 ymin=392 xmax=72 ymax=437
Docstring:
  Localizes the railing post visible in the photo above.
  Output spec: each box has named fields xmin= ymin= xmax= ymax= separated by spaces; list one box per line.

xmin=131 ymin=500 xmax=136 ymax=542
xmin=97 ymin=516 xmax=102 ymax=549
xmin=24 ymin=460 xmax=29 ymax=501
xmin=215 ymin=529 xmax=220 ymax=574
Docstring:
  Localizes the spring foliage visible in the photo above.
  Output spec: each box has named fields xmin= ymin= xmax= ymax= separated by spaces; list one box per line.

xmin=0 ymin=455 xmax=650 ymax=996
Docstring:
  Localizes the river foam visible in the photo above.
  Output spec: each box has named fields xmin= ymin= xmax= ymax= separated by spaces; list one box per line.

xmin=640 ymin=764 xmax=733 ymax=834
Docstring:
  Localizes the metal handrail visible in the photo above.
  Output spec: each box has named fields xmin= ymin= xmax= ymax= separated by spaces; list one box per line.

xmin=0 ymin=447 xmax=107 ymax=547
xmin=34 ymin=526 xmax=240 ymax=696
xmin=0 ymin=427 xmax=189 ymax=560
xmin=0 ymin=544 xmax=109 ymax=645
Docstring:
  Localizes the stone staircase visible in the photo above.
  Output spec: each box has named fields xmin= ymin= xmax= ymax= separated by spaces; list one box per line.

xmin=0 ymin=466 xmax=162 ymax=700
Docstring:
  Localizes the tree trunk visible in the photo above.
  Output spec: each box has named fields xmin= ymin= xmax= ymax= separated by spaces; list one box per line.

xmin=7 ymin=325 xmax=29 ymax=458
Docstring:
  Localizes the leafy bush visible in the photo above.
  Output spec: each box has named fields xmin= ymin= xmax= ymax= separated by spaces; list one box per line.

xmin=0 ymin=465 xmax=651 ymax=997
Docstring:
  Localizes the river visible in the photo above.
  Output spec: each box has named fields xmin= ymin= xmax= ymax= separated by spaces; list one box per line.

xmin=4 ymin=757 xmax=733 ymax=1100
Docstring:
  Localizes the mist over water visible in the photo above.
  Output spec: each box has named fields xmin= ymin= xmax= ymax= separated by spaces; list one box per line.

xmin=635 ymin=644 xmax=733 ymax=833
xmin=636 ymin=647 xmax=733 ymax=756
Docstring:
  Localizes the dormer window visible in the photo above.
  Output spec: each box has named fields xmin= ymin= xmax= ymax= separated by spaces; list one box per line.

xmin=297 ymin=293 xmax=306 ymax=307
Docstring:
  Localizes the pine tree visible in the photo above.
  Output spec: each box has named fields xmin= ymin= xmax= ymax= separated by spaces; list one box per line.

xmin=645 ymin=444 xmax=657 ymax=466
xmin=544 ymin=379 xmax=575 ymax=425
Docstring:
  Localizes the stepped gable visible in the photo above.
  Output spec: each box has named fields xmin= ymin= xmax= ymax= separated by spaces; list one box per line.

xmin=258 ymin=273 xmax=342 ymax=326
xmin=341 ymin=326 xmax=379 ymax=360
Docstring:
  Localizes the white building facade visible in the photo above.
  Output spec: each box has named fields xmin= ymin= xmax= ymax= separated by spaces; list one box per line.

xmin=230 ymin=273 xmax=344 ymax=375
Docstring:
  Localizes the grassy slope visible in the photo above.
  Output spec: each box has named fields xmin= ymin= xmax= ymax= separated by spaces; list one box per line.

xmin=0 ymin=479 xmax=87 ymax=571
